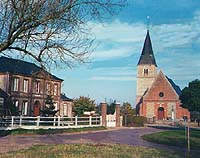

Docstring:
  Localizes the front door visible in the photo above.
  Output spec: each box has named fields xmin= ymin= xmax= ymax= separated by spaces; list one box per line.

xmin=157 ymin=107 xmax=164 ymax=120
xmin=33 ymin=101 xmax=40 ymax=116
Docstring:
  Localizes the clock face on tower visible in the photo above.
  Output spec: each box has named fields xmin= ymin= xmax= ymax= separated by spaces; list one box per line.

xmin=159 ymin=92 xmax=164 ymax=97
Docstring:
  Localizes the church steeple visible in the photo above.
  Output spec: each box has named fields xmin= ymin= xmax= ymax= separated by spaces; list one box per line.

xmin=136 ymin=30 xmax=157 ymax=105
xmin=137 ymin=30 xmax=157 ymax=66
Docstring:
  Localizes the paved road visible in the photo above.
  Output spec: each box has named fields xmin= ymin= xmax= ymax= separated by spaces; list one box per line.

xmin=0 ymin=127 xmax=178 ymax=153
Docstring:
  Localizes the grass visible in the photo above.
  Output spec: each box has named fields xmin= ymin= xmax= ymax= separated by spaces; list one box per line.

xmin=0 ymin=126 xmax=106 ymax=137
xmin=0 ymin=144 xmax=187 ymax=158
xmin=142 ymin=129 xmax=200 ymax=150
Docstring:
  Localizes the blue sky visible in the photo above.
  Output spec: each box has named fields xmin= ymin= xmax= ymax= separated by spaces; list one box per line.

xmin=53 ymin=0 xmax=200 ymax=106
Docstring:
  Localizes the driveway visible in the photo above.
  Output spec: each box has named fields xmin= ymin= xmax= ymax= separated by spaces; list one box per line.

xmin=0 ymin=127 xmax=178 ymax=153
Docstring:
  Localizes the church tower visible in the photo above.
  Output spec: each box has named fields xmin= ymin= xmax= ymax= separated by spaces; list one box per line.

xmin=136 ymin=30 xmax=157 ymax=103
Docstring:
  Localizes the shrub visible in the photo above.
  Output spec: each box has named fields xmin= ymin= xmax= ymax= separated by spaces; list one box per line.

xmin=132 ymin=116 xmax=147 ymax=127
xmin=124 ymin=115 xmax=147 ymax=127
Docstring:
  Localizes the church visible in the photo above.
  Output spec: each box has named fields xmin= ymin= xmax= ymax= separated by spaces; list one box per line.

xmin=136 ymin=30 xmax=190 ymax=121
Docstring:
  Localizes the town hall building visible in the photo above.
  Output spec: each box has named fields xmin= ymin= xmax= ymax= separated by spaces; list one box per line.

xmin=136 ymin=30 xmax=190 ymax=121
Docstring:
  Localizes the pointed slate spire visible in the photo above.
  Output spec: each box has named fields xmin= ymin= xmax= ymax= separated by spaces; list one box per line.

xmin=137 ymin=30 xmax=157 ymax=66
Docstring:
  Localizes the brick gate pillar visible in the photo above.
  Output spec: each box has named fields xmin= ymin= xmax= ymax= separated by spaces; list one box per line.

xmin=101 ymin=102 xmax=107 ymax=127
xmin=115 ymin=103 xmax=120 ymax=127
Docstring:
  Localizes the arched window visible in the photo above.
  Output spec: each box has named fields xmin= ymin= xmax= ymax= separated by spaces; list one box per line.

xmin=144 ymin=69 xmax=148 ymax=76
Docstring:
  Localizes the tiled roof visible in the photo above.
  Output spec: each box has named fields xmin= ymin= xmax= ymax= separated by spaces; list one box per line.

xmin=137 ymin=30 xmax=157 ymax=66
xmin=61 ymin=94 xmax=73 ymax=101
xmin=166 ymin=76 xmax=182 ymax=96
xmin=0 ymin=56 xmax=63 ymax=81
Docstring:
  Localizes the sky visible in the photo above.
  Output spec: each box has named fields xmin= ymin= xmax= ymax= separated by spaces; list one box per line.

xmin=53 ymin=0 xmax=200 ymax=106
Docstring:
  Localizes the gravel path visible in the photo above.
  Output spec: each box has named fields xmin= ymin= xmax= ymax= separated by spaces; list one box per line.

xmin=0 ymin=127 xmax=181 ymax=153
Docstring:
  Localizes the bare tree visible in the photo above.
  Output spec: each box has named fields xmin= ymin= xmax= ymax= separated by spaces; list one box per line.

xmin=0 ymin=0 xmax=126 ymax=70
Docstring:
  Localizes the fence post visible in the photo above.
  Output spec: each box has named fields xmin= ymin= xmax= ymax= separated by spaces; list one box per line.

xmin=101 ymin=102 xmax=107 ymax=127
xmin=58 ymin=116 xmax=60 ymax=127
xmin=11 ymin=116 xmax=14 ymax=128
xmin=53 ymin=116 xmax=56 ymax=126
xmin=19 ymin=115 xmax=22 ymax=127
xmin=75 ymin=116 xmax=78 ymax=126
xmin=37 ymin=116 xmax=40 ymax=127
xmin=100 ymin=116 xmax=102 ymax=126
xmin=115 ymin=103 xmax=121 ymax=127
xmin=89 ymin=116 xmax=92 ymax=126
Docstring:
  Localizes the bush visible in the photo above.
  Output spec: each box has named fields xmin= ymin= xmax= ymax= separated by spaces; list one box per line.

xmin=124 ymin=115 xmax=147 ymax=127
xmin=132 ymin=116 xmax=147 ymax=127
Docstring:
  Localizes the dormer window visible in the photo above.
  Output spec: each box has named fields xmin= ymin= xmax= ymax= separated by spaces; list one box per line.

xmin=144 ymin=69 xmax=148 ymax=76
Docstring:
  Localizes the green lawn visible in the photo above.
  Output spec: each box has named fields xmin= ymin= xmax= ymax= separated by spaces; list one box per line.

xmin=142 ymin=129 xmax=200 ymax=150
xmin=0 ymin=144 xmax=186 ymax=158
xmin=0 ymin=126 xmax=106 ymax=137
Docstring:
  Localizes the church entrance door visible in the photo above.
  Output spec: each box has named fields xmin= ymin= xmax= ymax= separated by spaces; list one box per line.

xmin=157 ymin=107 xmax=164 ymax=120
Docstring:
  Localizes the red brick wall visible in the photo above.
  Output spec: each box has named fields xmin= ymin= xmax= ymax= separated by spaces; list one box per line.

xmin=115 ymin=104 xmax=120 ymax=127
xmin=140 ymin=71 xmax=190 ymax=120
xmin=101 ymin=102 xmax=107 ymax=127
xmin=144 ymin=71 xmax=178 ymax=101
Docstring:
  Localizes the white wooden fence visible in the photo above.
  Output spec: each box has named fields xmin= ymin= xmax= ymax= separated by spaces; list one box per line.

xmin=0 ymin=116 xmax=102 ymax=129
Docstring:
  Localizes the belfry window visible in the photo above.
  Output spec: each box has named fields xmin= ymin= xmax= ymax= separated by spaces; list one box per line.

xmin=144 ymin=69 xmax=148 ymax=76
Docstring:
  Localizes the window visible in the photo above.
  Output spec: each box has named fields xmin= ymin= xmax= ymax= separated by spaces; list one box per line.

xmin=54 ymin=102 xmax=58 ymax=111
xmin=22 ymin=101 xmax=28 ymax=115
xmin=46 ymin=83 xmax=51 ymax=95
xmin=53 ymin=84 xmax=58 ymax=95
xmin=159 ymin=92 xmax=164 ymax=97
xmin=0 ymin=98 xmax=3 ymax=113
xmin=13 ymin=100 xmax=19 ymax=108
xmin=23 ymin=79 xmax=29 ymax=92
xmin=0 ymin=98 xmax=4 ymax=109
xmin=13 ymin=78 xmax=19 ymax=91
xmin=63 ymin=104 xmax=68 ymax=116
xmin=144 ymin=69 xmax=148 ymax=76
xmin=35 ymin=81 xmax=40 ymax=94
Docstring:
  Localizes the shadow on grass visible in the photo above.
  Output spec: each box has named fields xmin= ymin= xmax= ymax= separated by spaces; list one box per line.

xmin=0 ymin=126 xmax=106 ymax=137
xmin=142 ymin=127 xmax=200 ymax=157
xmin=147 ymin=125 xmax=200 ymax=131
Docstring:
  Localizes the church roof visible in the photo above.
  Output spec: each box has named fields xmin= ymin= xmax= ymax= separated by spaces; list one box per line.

xmin=166 ymin=76 xmax=182 ymax=96
xmin=0 ymin=56 xmax=63 ymax=81
xmin=137 ymin=30 xmax=157 ymax=66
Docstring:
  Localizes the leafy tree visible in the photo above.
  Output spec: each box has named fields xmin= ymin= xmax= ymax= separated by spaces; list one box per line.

xmin=73 ymin=96 xmax=96 ymax=116
xmin=7 ymin=97 xmax=19 ymax=116
xmin=107 ymin=102 xmax=116 ymax=114
xmin=0 ymin=91 xmax=18 ymax=116
xmin=41 ymin=95 xmax=58 ymax=116
xmin=120 ymin=102 xmax=135 ymax=126
xmin=180 ymin=79 xmax=200 ymax=112
xmin=121 ymin=102 xmax=135 ymax=116
xmin=0 ymin=0 xmax=126 ymax=69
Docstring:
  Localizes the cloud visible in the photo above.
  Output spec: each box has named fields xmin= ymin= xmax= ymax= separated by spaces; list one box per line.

xmin=89 ymin=66 xmax=136 ymax=81
xmin=90 ymin=76 xmax=135 ymax=81
xmin=88 ymin=20 xmax=146 ymax=43
xmin=90 ymin=46 xmax=134 ymax=61
xmin=87 ymin=12 xmax=200 ymax=61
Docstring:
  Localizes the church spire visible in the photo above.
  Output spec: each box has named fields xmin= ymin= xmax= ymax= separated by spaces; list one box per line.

xmin=137 ymin=30 xmax=157 ymax=66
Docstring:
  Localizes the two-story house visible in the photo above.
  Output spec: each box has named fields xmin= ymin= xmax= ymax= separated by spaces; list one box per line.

xmin=0 ymin=56 xmax=73 ymax=117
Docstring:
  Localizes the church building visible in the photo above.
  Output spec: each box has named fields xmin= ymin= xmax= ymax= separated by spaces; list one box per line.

xmin=136 ymin=30 xmax=190 ymax=121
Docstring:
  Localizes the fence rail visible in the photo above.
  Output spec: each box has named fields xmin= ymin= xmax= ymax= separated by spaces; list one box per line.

xmin=0 ymin=116 xmax=102 ymax=129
